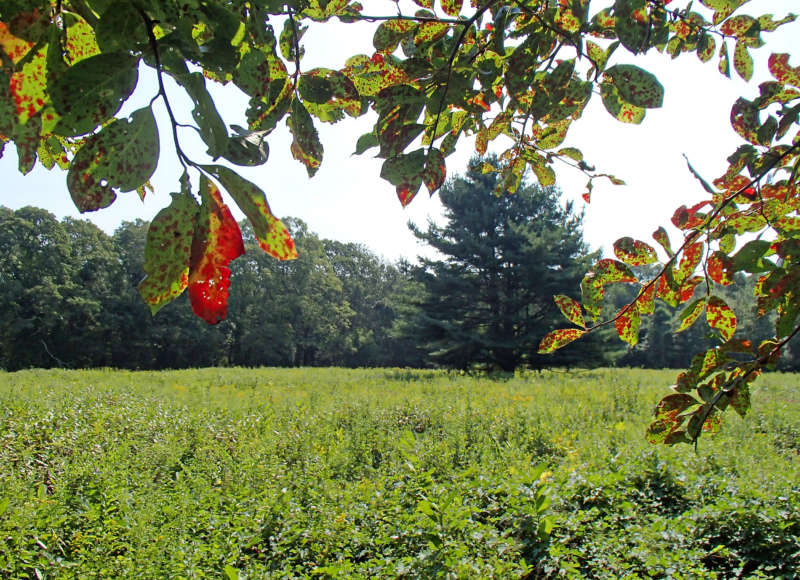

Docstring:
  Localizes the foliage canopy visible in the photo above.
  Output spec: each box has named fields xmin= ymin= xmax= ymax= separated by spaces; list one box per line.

xmin=1 ymin=0 xmax=799 ymax=445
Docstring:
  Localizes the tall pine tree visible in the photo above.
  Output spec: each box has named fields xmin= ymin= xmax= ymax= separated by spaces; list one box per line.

xmin=409 ymin=159 xmax=611 ymax=371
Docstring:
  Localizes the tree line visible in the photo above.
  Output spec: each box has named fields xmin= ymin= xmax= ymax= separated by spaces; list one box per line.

xmin=1 ymin=164 xmax=789 ymax=372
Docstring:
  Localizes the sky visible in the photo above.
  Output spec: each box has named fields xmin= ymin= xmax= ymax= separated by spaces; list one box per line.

xmin=1 ymin=0 xmax=798 ymax=262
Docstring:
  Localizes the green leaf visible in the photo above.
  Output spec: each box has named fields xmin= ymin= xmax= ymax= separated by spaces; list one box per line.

xmin=600 ymin=79 xmax=645 ymax=124
xmin=138 ymin=188 xmax=199 ymax=314
xmin=224 ymin=126 xmax=270 ymax=167
xmin=188 ymin=176 xmax=245 ymax=325
xmin=554 ymin=294 xmax=585 ymax=328
xmin=67 ymin=107 xmax=159 ymax=212
xmin=706 ymin=296 xmax=737 ymax=341
xmin=538 ymin=328 xmax=587 ymax=354
xmin=50 ymin=52 xmax=139 ymax=136
xmin=354 ymin=132 xmax=379 ymax=155
xmin=287 ymin=98 xmax=323 ymax=177
xmin=203 ymin=164 xmax=298 ymax=261
xmin=605 ymin=64 xmax=664 ymax=109
xmin=731 ymin=239 xmax=772 ymax=273
xmin=179 ymin=72 xmax=229 ymax=158
xmin=614 ymin=0 xmax=650 ymax=54
xmin=381 ymin=149 xmax=425 ymax=204
xmin=613 ymin=237 xmax=658 ymax=266
xmin=96 ymin=1 xmax=148 ymax=52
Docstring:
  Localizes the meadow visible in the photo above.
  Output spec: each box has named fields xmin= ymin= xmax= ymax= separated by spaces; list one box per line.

xmin=0 ymin=367 xmax=797 ymax=578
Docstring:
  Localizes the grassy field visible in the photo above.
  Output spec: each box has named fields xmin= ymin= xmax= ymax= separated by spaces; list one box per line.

xmin=0 ymin=367 xmax=798 ymax=578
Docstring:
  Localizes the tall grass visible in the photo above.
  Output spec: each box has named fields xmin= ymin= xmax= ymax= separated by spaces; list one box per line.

xmin=0 ymin=368 xmax=797 ymax=577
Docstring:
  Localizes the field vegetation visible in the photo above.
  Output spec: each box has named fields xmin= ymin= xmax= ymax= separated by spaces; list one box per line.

xmin=1 ymin=367 xmax=797 ymax=578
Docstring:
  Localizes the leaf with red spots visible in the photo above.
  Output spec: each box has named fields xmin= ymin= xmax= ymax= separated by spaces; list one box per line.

xmin=599 ymin=78 xmax=645 ymax=124
xmin=440 ymin=0 xmax=463 ymax=18
xmin=677 ymin=242 xmax=704 ymax=281
xmin=380 ymin=148 xmax=424 ymax=206
xmin=733 ymin=41 xmax=753 ymax=82
xmin=414 ymin=19 xmax=450 ymax=46
xmin=706 ymin=296 xmax=737 ymax=341
xmin=422 ymin=147 xmax=446 ymax=195
xmin=699 ymin=0 xmax=747 ymax=25
xmin=287 ymin=98 xmax=323 ymax=177
xmin=646 ymin=394 xmax=699 ymax=444
xmin=652 ymin=226 xmax=674 ymax=257
xmin=636 ymin=282 xmax=656 ymax=315
xmin=63 ymin=13 xmax=100 ymax=64
xmin=591 ymin=258 xmax=637 ymax=285
xmin=538 ymin=328 xmax=587 ymax=354
xmin=677 ymin=298 xmax=706 ymax=332
xmin=6 ymin=32 xmax=47 ymax=125
xmin=50 ymin=52 xmax=139 ymax=136
xmin=341 ymin=54 xmax=413 ymax=97
xmin=613 ymin=237 xmax=658 ymax=266
xmin=615 ymin=303 xmax=641 ymax=346
xmin=720 ymin=14 xmax=757 ymax=38
xmin=138 ymin=188 xmax=199 ymax=314
xmin=373 ymin=19 xmax=417 ymax=54
xmin=554 ymin=294 xmax=585 ymax=328
xmin=203 ymin=164 xmax=298 ymax=261
xmin=718 ymin=40 xmax=731 ymax=77
xmin=768 ymin=53 xmax=800 ymax=88
xmin=66 ymin=107 xmax=159 ymax=212
xmin=708 ymin=251 xmax=735 ymax=285
xmin=604 ymin=65 xmax=664 ymax=109
xmin=188 ymin=176 xmax=245 ymax=325
xmin=614 ymin=0 xmax=651 ymax=54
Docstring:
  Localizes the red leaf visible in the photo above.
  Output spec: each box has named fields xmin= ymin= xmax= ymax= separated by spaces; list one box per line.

xmin=538 ymin=328 xmax=586 ymax=354
xmin=188 ymin=176 xmax=245 ymax=324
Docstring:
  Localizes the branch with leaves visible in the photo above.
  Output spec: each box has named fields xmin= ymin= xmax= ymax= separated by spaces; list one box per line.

xmin=0 ymin=0 xmax=797 ymax=444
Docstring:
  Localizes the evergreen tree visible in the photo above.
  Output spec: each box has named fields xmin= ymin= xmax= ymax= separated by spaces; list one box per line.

xmin=408 ymin=159 xmax=610 ymax=371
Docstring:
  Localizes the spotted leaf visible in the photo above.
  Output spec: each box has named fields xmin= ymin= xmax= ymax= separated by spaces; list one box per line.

xmin=615 ymin=303 xmax=641 ymax=347
xmin=50 ymin=52 xmax=139 ymax=136
xmin=706 ymin=296 xmax=737 ymax=341
xmin=733 ymin=41 xmax=753 ymax=81
xmin=67 ymin=107 xmax=159 ymax=212
xmin=652 ymin=226 xmax=673 ymax=257
xmin=373 ymin=19 xmax=417 ymax=53
xmin=188 ymin=176 xmax=245 ymax=325
xmin=538 ymin=328 xmax=587 ymax=354
xmin=440 ymin=0 xmax=462 ymax=17
xmin=708 ymin=251 xmax=735 ymax=285
xmin=768 ymin=53 xmax=800 ymax=88
xmin=554 ymin=294 xmax=585 ymax=328
xmin=287 ymin=98 xmax=323 ymax=177
xmin=614 ymin=0 xmax=651 ymax=54
xmin=613 ymin=237 xmax=658 ymax=266
xmin=591 ymin=258 xmax=637 ymax=285
xmin=605 ymin=65 xmax=664 ymax=109
xmin=138 ymin=188 xmax=199 ymax=314
xmin=203 ymin=165 xmax=297 ymax=261
xmin=677 ymin=298 xmax=706 ymax=332
xmin=600 ymin=79 xmax=645 ymax=124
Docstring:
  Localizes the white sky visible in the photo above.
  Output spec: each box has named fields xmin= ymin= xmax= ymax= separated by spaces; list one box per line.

xmin=1 ymin=1 xmax=798 ymax=262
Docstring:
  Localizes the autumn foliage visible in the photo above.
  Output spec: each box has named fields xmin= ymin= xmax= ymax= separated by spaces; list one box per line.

xmin=0 ymin=0 xmax=798 ymax=445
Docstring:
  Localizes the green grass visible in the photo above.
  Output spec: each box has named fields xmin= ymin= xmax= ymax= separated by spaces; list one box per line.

xmin=0 ymin=368 xmax=798 ymax=578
